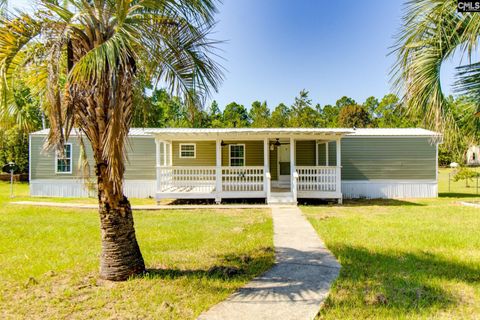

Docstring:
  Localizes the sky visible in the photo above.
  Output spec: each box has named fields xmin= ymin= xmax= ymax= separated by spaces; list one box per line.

xmin=10 ymin=0 xmax=460 ymax=110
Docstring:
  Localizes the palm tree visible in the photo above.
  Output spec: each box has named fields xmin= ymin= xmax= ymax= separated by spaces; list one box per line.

xmin=392 ymin=0 xmax=480 ymax=147
xmin=0 ymin=0 xmax=222 ymax=281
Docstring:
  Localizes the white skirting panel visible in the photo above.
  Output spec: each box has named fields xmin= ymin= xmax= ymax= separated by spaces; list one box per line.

xmin=341 ymin=180 xmax=438 ymax=199
xmin=30 ymin=179 xmax=156 ymax=198
xmin=123 ymin=180 xmax=156 ymax=198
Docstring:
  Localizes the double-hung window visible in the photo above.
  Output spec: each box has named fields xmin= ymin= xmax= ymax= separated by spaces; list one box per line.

xmin=179 ymin=143 xmax=196 ymax=158
xmin=56 ymin=143 xmax=72 ymax=174
xmin=229 ymin=144 xmax=245 ymax=167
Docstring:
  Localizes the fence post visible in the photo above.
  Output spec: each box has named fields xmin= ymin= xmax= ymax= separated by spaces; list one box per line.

xmin=448 ymin=172 xmax=451 ymax=193
xmin=10 ymin=169 xmax=14 ymax=198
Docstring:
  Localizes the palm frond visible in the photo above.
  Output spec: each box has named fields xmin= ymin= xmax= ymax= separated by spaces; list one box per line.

xmin=391 ymin=0 xmax=480 ymax=149
xmin=0 ymin=13 xmax=42 ymax=133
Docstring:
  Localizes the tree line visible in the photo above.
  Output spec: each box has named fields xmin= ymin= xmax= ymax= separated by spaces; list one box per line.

xmin=132 ymin=89 xmax=416 ymax=129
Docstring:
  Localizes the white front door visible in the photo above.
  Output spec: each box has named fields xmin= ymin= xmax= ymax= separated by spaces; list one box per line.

xmin=278 ymin=144 xmax=290 ymax=184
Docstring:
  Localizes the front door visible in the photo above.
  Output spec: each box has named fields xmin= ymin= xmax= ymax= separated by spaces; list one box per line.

xmin=278 ymin=144 xmax=290 ymax=185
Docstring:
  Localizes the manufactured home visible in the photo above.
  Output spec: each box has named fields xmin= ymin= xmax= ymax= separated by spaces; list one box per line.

xmin=29 ymin=128 xmax=440 ymax=204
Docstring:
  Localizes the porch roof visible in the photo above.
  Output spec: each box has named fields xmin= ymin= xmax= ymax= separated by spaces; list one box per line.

xmin=144 ymin=127 xmax=353 ymax=139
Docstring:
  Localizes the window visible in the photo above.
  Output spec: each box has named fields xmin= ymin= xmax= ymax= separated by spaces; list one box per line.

xmin=179 ymin=143 xmax=196 ymax=158
xmin=56 ymin=143 xmax=72 ymax=174
xmin=229 ymin=144 xmax=245 ymax=166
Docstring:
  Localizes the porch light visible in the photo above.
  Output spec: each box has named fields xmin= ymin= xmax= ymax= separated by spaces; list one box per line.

xmin=221 ymin=140 xmax=227 ymax=147
xmin=274 ymin=139 xmax=281 ymax=147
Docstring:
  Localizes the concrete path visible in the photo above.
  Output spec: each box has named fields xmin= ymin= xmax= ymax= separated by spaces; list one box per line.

xmin=10 ymin=201 xmax=269 ymax=210
xmin=198 ymin=206 xmax=341 ymax=320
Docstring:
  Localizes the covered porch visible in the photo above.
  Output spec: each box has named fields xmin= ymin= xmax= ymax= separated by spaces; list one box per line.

xmin=146 ymin=128 xmax=352 ymax=204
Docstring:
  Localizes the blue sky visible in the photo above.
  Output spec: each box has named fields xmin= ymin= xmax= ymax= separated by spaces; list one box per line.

xmin=11 ymin=0 xmax=459 ymax=109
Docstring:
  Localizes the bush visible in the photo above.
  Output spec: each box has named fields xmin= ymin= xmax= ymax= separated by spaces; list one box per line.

xmin=453 ymin=167 xmax=480 ymax=187
xmin=0 ymin=126 xmax=30 ymax=174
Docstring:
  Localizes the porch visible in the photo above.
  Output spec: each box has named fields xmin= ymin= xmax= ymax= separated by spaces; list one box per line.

xmin=147 ymin=128 xmax=349 ymax=204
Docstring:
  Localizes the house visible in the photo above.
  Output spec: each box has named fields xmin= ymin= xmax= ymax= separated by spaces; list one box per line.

xmin=29 ymin=128 xmax=441 ymax=204
xmin=466 ymin=145 xmax=480 ymax=166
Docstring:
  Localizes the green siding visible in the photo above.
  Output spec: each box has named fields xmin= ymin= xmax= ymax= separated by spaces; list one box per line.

xmin=341 ymin=137 xmax=436 ymax=180
xmin=30 ymin=136 xmax=94 ymax=180
xmin=170 ymin=140 xmax=265 ymax=167
xmin=296 ymin=140 xmax=316 ymax=166
xmin=221 ymin=141 xmax=264 ymax=166
xmin=328 ymin=142 xmax=337 ymax=166
xmin=30 ymin=136 xmax=156 ymax=180
xmin=31 ymin=135 xmax=436 ymax=182
xmin=317 ymin=143 xmax=327 ymax=166
xmin=124 ymin=138 xmax=156 ymax=179
xmin=269 ymin=145 xmax=278 ymax=180
xmin=172 ymin=141 xmax=216 ymax=166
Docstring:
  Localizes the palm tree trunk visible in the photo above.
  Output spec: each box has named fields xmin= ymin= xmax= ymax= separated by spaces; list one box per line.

xmin=97 ymin=169 xmax=145 ymax=281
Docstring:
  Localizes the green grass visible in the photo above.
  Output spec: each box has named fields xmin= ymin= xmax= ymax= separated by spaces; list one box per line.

xmin=0 ymin=182 xmax=274 ymax=319
xmin=438 ymin=167 xmax=480 ymax=198
xmin=303 ymin=169 xmax=480 ymax=319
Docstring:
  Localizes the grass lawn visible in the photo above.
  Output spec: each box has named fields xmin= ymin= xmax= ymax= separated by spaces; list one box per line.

xmin=0 ymin=182 xmax=274 ymax=319
xmin=438 ymin=167 xmax=480 ymax=197
xmin=303 ymin=169 xmax=480 ymax=319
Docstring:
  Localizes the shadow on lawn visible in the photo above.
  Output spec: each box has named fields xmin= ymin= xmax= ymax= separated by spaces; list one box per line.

xmin=301 ymin=198 xmax=425 ymax=207
xmin=142 ymin=247 xmax=274 ymax=281
xmin=320 ymin=245 xmax=480 ymax=315
xmin=439 ymin=192 xmax=480 ymax=199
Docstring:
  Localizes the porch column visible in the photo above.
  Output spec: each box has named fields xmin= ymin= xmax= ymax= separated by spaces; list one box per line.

xmin=264 ymin=138 xmax=270 ymax=202
xmin=290 ymin=137 xmax=297 ymax=202
xmin=336 ymin=138 xmax=342 ymax=204
xmin=163 ymin=142 xmax=167 ymax=167
xmin=155 ymin=138 xmax=161 ymax=195
xmin=326 ymin=142 xmax=329 ymax=166
xmin=215 ymin=139 xmax=222 ymax=204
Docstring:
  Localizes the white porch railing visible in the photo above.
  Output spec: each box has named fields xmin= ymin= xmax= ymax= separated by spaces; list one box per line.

xmin=222 ymin=166 xmax=264 ymax=192
xmin=296 ymin=166 xmax=338 ymax=192
xmin=157 ymin=166 xmax=216 ymax=193
xmin=157 ymin=166 xmax=265 ymax=193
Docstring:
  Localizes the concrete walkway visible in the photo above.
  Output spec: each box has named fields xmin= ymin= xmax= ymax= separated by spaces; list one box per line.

xmin=198 ymin=206 xmax=341 ymax=320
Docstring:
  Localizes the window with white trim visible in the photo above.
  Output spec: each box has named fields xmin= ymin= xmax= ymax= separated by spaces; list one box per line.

xmin=56 ymin=143 xmax=72 ymax=174
xmin=179 ymin=143 xmax=196 ymax=158
xmin=229 ymin=144 xmax=245 ymax=167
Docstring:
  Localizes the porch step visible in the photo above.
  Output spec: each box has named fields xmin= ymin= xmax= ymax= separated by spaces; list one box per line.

xmin=276 ymin=181 xmax=290 ymax=188
xmin=268 ymin=192 xmax=296 ymax=205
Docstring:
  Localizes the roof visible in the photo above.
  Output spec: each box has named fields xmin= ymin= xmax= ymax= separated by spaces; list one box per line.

xmin=30 ymin=128 xmax=152 ymax=137
xmin=347 ymin=128 xmax=439 ymax=137
xmin=30 ymin=127 xmax=440 ymax=137
xmin=143 ymin=127 xmax=353 ymax=137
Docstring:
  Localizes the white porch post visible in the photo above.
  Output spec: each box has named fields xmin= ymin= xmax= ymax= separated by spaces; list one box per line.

xmin=264 ymin=138 xmax=270 ymax=203
xmin=326 ymin=142 xmax=329 ymax=166
xmin=215 ymin=139 xmax=222 ymax=204
xmin=290 ymin=137 xmax=297 ymax=203
xmin=163 ymin=142 xmax=167 ymax=167
xmin=336 ymin=138 xmax=342 ymax=204
xmin=155 ymin=138 xmax=161 ymax=201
